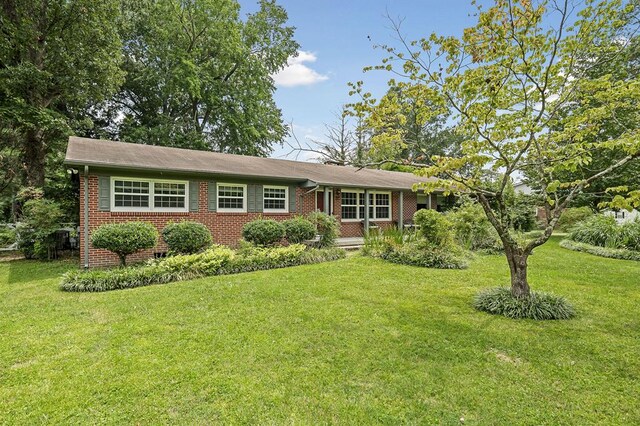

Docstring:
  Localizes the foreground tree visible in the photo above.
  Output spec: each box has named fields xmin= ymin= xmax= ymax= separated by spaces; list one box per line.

xmin=93 ymin=0 xmax=298 ymax=156
xmin=356 ymin=0 xmax=640 ymax=298
xmin=0 ymin=0 xmax=123 ymax=187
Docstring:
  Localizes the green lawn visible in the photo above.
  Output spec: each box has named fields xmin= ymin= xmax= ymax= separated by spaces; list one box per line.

xmin=1 ymin=238 xmax=639 ymax=424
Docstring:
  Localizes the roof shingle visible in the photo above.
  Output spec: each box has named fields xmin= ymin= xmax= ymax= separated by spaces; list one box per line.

xmin=64 ymin=137 xmax=433 ymax=190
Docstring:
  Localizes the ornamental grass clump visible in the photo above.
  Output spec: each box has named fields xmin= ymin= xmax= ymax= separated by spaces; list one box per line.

xmin=473 ymin=287 xmax=576 ymax=320
xmin=91 ymin=222 xmax=158 ymax=266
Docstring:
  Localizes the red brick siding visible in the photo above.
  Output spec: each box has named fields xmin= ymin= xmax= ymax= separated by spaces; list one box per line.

xmin=80 ymin=176 xmax=422 ymax=267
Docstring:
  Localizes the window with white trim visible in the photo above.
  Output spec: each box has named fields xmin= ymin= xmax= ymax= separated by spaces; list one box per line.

xmin=341 ymin=190 xmax=391 ymax=220
xmin=112 ymin=178 xmax=187 ymax=212
xmin=217 ymin=183 xmax=246 ymax=212
xmin=370 ymin=192 xmax=391 ymax=220
xmin=263 ymin=186 xmax=288 ymax=212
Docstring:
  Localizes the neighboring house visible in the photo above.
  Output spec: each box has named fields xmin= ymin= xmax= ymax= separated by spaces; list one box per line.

xmin=604 ymin=209 xmax=640 ymax=224
xmin=64 ymin=137 xmax=440 ymax=267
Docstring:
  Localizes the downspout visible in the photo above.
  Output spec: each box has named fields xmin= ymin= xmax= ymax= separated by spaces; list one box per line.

xmin=83 ymin=165 xmax=89 ymax=269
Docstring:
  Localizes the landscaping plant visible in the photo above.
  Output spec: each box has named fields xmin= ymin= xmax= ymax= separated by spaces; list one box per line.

xmin=242 ymin=219 xmax=286 ymax=246
xmin=351 ymin=0 xmax=639 ymax=318
xmin=16 ymin=198 xmax=63 ymax=260
xmin=282 ymin=217 xmax=316 ymax=244
xmin=306 ymin=211 xmax=339 ymax=247
xmin=162 ymin=221 xmax=212 ymax=254
xmin=91 ymin=222 xmax=158 ymax=266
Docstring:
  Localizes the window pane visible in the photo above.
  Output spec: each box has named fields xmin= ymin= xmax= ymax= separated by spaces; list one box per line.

xmin=264 ymin=187 xmax=286 ymax=199
xmin=342 ymin=206 xmax=357 ymax=219
xmin=376 ymin=206 xmax=390 ymax=219
xmin=114 ymin=180 xmax=149 ymax=194
xmin=264 ymin=199 xmax=286 ymax=210
xmin=154 ymin=196 xmax=185 ymax=208
xmin=376 ymin=193 xmax=390 ymax=205
xmin=341 ymin=192 xmax=357 ymax=206
xmin=155 ymin=182 xmax=185 ymax=195
xmin=115 ymin=194 xmax=149 ymax=207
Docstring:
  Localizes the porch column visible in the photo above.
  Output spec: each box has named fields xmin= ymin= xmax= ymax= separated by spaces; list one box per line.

xmin=364 ymin=189 xmax=370 ymax=234
xmin=324 ymin=187 xmax=331 ymax=215
xmin=399 ymin=191 xmax=404 ymax=229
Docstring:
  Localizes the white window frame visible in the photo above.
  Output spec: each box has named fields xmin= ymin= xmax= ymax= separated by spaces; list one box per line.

xmin=263 ymin=185 xmax=289 ymax=213
xmin=340 ymin=189 xmax=392 ymax=222
xmin=340 ymin=190 xmax=364 ymax=222
xmin=217 ymin=183 xmax=247 ymax=213
xmin=369 ymin=190 xmax=392 ymax=221
xmin=111 ymin=177 xmax=189 ymax=213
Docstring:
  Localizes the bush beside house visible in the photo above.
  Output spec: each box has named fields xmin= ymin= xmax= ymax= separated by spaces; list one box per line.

xmin=91 ymin=222 xmax=158 ymax=266
xmin=60 ymin=244 xmax=346 ymax=292
xmin=242 ymin=219 xmax=286 ymax=246
xmin=162 ymin=221 xmax=212 ymax=254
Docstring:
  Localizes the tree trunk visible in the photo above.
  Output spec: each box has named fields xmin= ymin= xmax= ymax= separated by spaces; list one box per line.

xmin=23 ymin=129 xmax=46 ymax=188
xmin=506 ymin=250 xmax=531 ymax=298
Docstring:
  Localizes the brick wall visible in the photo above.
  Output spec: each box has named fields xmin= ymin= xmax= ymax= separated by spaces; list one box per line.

xmin=80 ymin=176 xmax=421 ymax=267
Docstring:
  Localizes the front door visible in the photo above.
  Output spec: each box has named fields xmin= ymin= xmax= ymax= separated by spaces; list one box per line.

xmin=317 ymin=190 xmax=333 ymax=214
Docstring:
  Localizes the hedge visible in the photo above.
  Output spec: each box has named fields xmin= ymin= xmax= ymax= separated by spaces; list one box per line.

xmin=60 ymin=244 xmax=346 ymax=292
xmin=559 ymin=239 xmax=640 ymax=261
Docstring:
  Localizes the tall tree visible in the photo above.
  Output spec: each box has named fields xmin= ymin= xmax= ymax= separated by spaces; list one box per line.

xmin=94 ymin=0 xmax=298 ymax=156
xmin=0 ymin=0 xmax=123 ymax=188
xmin=354 ymin=0 xmax=640 ymax=298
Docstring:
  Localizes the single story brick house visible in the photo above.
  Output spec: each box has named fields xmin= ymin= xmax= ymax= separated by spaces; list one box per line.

xmin=64 ymin=137 xmax=441 ymax=267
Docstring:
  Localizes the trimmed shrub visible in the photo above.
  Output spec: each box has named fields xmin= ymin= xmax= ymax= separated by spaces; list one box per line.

xmin=560 ymin=239 xmax=640 ymax=261
xmin=162 ymin=221 xmax=212 ymax=254
xmin=16 ymin=198 xmax=63 ymax=260
xmin=282 ymin=217 xmax=316 ymax=243
xmin=448 ymin=202 xmax=502 ymax=252
xmin=555 ymin=207 xmax=593 ymax=232
xmin=307 ymin=211 xmax=339 ymax=247
xmin=60 ymin=244 xmax=346 ymax=292
xmin=381 ymin=240 xmax=468 ymax=269
xmin=413 ymin=209 xmax=453 ymax=246
xmin=91 ymin=222 xmax=158 ymax=266
xmin=473 ymin=287 xmax=576 ymax=320
xmin=242 ymin=219 xmax=286 ymax=246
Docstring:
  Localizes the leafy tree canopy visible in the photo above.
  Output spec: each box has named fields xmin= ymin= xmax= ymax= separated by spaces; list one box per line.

xmin=352 ymin=0 xmax=640 ymax=298
xmin=91 ymin=0 xmax=299 ymax=156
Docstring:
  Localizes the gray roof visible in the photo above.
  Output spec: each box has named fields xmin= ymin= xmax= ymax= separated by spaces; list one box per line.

xmin=64 ymin=137 xmax=435 ymax=190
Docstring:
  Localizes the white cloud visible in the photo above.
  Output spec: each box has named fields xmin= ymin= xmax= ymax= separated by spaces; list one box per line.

xmin=272 ymin=51 xmax=329 ymax=88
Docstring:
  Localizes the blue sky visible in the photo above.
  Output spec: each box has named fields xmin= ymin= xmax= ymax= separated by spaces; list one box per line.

xmin=241 ymin=1 xmax=482 ymax=160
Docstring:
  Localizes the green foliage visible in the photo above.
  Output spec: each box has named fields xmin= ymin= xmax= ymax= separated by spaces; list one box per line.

xmin=473 ymin=287 xmax=576 ymax=320
xmin=556 ymin=207 xmax=594 ymax=232
xmin=381 ymin=240 xmax=468 ymax=269
xmin=161 ymin=221 xmax=212 ymax=254
xmin=16 ymin=199 xmax=63 ymax=260
xmin=60 ymin=244 xmax=346 ymax=292
xmin=413 ymin=209 xmax=453 ymax=246
xmin=508 ymin=194 xmax=538 ymax=232
xmin=242 ymin=219 xmax=286 ymax=246
xmin=560 ymin=239 xmax=640 ymax=261
xmin=91 ymin=222 xmax=158 ymax=266
xmin=363 ymin=226 xmax=466 ymax=269
xmin=0 ymin=226 xmax=16 ymax=247
xmin=448 ymin=202 xmax=502 ymax=252
xmin=567 ymin=215 xmax=640 ymax=251
xmin=282 ymin=217 xmax=316 ymax=244
xmin=0 ymin=0 xmax=123 ymax=188
xmin=100 ymin=0 xmax=298 ymax=156
xmin=351 ymin=0 xmax=640 ymax=297
xmin=306 ymin=211 xmax=340 ymax=247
